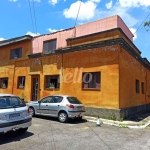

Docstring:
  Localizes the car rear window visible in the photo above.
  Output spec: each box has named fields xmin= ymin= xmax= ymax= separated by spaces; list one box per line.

xmin=0 ymin=96 xmax=26 ymax=109
xmin=67 ymin=97 xmax=82 ymax=104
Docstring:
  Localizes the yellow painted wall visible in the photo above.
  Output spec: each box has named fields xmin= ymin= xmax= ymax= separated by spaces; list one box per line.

xmin=11 ymin=45 xmax=120 ymax=109
xmin=119 ymin=47 xmax=149 ymax=108
xmin=0 ymin=40 xmax=32 ymax=95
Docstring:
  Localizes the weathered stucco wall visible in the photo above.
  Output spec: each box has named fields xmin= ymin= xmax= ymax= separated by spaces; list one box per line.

xmin=5 ymin=45 xmax=120 ymax=109
xmin=0 ymin=40 xmax=32 ymax=95
xmin=119 ymin=48 xmax=149 ymax=109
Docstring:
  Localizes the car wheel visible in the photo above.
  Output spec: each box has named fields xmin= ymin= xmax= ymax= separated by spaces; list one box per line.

xmin=58 ymin=112 xmax=68 ymax=123
xmin=17 ymin=127 xmax=28 ymax=134
xmin=30 ymin=107 xmax=35 ymax=117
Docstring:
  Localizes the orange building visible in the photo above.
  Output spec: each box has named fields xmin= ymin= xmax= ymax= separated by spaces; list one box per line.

xmin=0 ymin=15 xmax=150 ymax=119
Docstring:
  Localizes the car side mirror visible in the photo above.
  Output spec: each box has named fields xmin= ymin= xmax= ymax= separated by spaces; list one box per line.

xmin=38 ymin=101 xmax=41 ymax=103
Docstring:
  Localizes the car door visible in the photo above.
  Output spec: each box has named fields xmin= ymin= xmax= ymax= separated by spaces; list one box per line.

xmin=48 ymin=96 xmax=63 ymax=116
xmin=36 ymin=97 xmax=52 ymax=114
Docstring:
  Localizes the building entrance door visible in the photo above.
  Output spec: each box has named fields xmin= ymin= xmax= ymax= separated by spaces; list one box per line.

xmin=31 ymin=76 xmax=40 ymax=101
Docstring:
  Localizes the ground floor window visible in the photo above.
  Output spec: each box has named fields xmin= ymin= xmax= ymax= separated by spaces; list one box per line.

xmin=0 ymin=78 xmax=8 ymax=89
xmin=141 ymin=82 xmax=145 ymax=94
xmin=82 ymin=72 xmax=101 ymax=90
xmin=18 ymin=76 xmax=25 ymax=89
xmin=45 ymin=75 xmax=60 ymax=89
xmin=135 ymin=79 xmax=140 ymax=93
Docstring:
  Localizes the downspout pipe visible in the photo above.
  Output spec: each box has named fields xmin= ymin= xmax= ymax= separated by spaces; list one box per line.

xmin=12 ymin=61 xmax=16 ymax=94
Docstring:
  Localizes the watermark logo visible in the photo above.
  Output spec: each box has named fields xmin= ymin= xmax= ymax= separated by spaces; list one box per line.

xmin=59 ymin=67 xmax=93 ymax=83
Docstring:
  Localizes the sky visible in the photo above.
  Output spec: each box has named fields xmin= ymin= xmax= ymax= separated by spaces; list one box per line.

xmin=0 ymin=0 xmax=150 ymax=60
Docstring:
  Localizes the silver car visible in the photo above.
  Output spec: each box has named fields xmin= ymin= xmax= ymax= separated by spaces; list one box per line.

xmin=27 ymin=95 xmax=85 ymax=123
xmin=0 ymin=94 xmax=32 ymax=134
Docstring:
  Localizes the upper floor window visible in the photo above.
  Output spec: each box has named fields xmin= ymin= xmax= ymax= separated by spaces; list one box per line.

xmin=0 ymin=78 xmax=8 ymax=89
xmin=10 ymin=47 xmax=22 ymax=59
xmin=82 ymin=72 xmax=101 ymax=90
xmin=43 ymin=39 xmax=57 ymax=54
xmin=18 ymin=76 xmax=25 ymax=89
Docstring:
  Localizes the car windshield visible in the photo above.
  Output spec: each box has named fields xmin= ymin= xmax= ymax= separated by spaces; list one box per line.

xmin=0 ymin=96 xmax=26 ymax=109
xmin=67 ymin=97 xmax=82 ymax=104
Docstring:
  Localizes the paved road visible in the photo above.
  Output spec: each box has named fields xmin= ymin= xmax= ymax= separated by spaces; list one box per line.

xmin=0 ymin=116 xmax=150 ymax=150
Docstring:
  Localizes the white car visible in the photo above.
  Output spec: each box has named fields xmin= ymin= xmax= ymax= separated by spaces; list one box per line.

xmin=27 ymin=95 xmax=85 ymax=123
xmin=0 ymin=94 xmax=32 ymax=134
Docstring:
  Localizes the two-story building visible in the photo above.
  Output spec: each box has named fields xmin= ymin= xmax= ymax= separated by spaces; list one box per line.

xmin=0 ymin=15 xmax=150 ymax=119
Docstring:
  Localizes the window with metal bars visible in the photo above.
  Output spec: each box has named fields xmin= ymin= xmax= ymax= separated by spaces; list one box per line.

xmin=0 ymin=78 xmax=8 ymax=88
xmin=18 ymin=76 xmax=25 ymax=89
xmin=82 ymin=72 xmax=101 ymax=89
xmin=45 ymin=75 xmax=60 ymax=89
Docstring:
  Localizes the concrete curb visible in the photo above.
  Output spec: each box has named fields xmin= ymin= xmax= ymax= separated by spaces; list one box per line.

xmin=85 ymin=116 xmax=150 ymax=129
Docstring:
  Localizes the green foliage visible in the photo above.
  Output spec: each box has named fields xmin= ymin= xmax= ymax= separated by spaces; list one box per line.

xmin=144 ymin=21 xmax=150 ymax=31
xmin=49 ymin=83 xmax=55 ymax=89
xmin=119 ymin=124 xmax=128 ymax=128
xmin=20 ymin=92 xmax=26 ymax=99
xmin=2 ymin=83 xmax=6 ymax=88
xmin=107 ymin=113 xmax=117 ymax=121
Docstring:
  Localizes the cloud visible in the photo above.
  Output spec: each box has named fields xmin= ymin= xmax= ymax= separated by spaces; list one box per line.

xmin=63 ymin=0 xmax=138 ymax=27
xmin=94 ymin=2 xmax=138 ymax=27
xmin=48 ymin=0 xmax=58 ymax=5
xmin=47 ymin=28 xmax=63 ymax=33
xmin=0 ymin=38 xmax=5 ymax=41
xmin=105 ymin=0 xmax=113 ymax=9
xmin=119 ymin=0 xmax=150 ymax=8
xmin=129 ymin=28 xmax=137 ymax=40
xmin=9 ymin=0 xmax=17 ymax=2
xmin=26 ymin=31 xmax=40 ymax=37
xmin=63 ymin=1 xmax=97 ymax=21
xmin=90 ymin=0 xmax=101 ymax=2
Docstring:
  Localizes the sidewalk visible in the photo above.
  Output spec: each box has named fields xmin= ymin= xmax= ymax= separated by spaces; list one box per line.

xmin=84 ymin=113 xmax=150 ymax=129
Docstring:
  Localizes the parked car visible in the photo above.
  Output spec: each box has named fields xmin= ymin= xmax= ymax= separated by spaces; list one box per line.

xmin=27 ymin=95 xmax=85 ymax=123
xmin=0 ymin=94 xmax=32 ymax=134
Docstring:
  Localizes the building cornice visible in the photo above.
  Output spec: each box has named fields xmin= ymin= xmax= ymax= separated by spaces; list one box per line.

xmin=28 ymin=37 xmax=150 ymax=71
xmin=0 ymin=35 xmax=33 ymax=47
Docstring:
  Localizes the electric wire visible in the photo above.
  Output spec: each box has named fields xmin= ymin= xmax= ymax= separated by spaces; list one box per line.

xmin=27 ymin=0 xmax=36 ymax=34
xmin=30 ymin=0 xmax=40 ymax=50
xmin=133 ymin=11 xmax=150 ymax=35
xmin=74 ymin=0 xmax=82 ymax=28
xmin=31 ymin=0 xmax=38 ymax=35
xmin=72 ymin=0 xmax=82 ymax=38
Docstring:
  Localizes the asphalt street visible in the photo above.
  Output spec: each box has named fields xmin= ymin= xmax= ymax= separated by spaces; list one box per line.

xmin=0 ymin=116 xmax=150 ymax=150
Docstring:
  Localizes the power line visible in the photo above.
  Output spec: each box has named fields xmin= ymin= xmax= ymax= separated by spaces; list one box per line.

xmin=74 ymin=0 xmax=82 ymax=27
xmin=31 ymin=0 xmax=38 ymax=35
xmin=27 ymin=0 xmax=40 ymax=51
xmin=72 ymin=0 xmax=82 ymax=38
xmin=27 ymin=0 xmax=35 ymax=34
xmin=133 ymin=11 xmax=150 ymax=35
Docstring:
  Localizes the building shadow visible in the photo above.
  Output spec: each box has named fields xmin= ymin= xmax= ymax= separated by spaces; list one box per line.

xmin=124 ymin=111 xmax=150 ymax=122
xmin=0 ymin=131 xmax=34 ymax=145
xmin=34 ymin=115 xmax=87 ymax=124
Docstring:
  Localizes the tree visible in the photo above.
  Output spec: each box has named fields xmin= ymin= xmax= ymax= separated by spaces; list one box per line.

xmin=144 ymin=21 xmax=150 ymax=31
